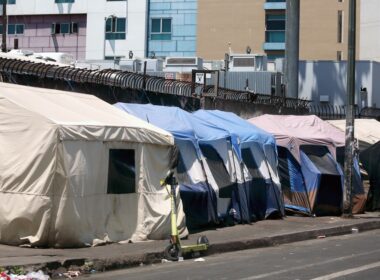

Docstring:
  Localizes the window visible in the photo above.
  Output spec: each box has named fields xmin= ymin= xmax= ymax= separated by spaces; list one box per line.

xmin=107 ymin=149 xmax=136 ymax=194
xmin=337 ymin=10 xmax=343 ymax=43
xmin=51 ymin=22 xmax=78 ymax=34
xmin=265 ymin=14 xmax=285 ymax=43
xmin=105 ymin=17 xmax=126 ymax=40
xmin=0 ymin=24 xmax=24 ymax=35
xmin=151 ymin=18 xmax=172 ymax=40
xmin=337 ymin=51 xmax=342 ymax=61
xmin=0 ymin=0 xmax=16 ymax=4
xmin=55 ymin=0 xmax=75 ymax=3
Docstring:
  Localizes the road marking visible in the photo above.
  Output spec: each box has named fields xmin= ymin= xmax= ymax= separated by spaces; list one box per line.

xmin=239 ymin=248 xmax=380 ymax=280
xmin=310 ymin=261 xmax=380 ymax=280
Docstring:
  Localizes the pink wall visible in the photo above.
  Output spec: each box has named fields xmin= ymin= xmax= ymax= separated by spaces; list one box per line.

xmin=3 ymin=14 xmax=87 ymax=60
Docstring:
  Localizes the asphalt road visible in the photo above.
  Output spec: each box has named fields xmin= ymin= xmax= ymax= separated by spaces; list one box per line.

xmin=81 ymin=229 xmax=380 ymax=280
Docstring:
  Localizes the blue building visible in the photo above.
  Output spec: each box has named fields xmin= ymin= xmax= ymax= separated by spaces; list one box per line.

xmin=147 ymin=0 xmax=197 ymax=58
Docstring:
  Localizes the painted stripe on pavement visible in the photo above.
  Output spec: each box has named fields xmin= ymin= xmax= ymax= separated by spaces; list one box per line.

xmin=310 ymin=261 xmax=380 ymax=280
xmin=239 ymin=248 xmax=380 ymax=280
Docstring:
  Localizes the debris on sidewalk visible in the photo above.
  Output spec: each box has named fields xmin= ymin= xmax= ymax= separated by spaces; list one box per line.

xmin=0 ymin=270 xmax=49 ymax=280
xmin=62 ymin=271 xmax=81 ymax=279
xmin=352 ymin=227 xmax=359 ymax=234
xmin=317 ymin=235 xmax=326 ymax=239
xmin=194 ymin=258 xmax=205 ymax=262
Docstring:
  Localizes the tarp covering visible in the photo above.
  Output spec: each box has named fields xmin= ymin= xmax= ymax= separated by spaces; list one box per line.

xmin=0 ymin=83 xmax=187 ymax=247
xmin=114 ymin=103 xmax=218 ymax=228
xmin=249 ymin=115 xmax=363 ymax=215
xmin=328 ymin=119 xmax=380 ymax=150
xmin=192 ymin=110 xmax=284 ymax=219
xmin=360 ymin=141 xmax=380 ymax=211
xmin=249 ymin=115 xmax=345 ymax=162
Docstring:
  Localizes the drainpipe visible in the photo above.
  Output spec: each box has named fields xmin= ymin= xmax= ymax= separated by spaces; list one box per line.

xmin=2 ymin=1 xmax=7 ymax=52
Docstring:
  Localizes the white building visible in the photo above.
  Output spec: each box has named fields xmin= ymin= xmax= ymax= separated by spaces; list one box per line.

xmin=1 ymin=0 xmax=148 ymax=60
xmin=360 ymin=0 xmax=380 ymax=61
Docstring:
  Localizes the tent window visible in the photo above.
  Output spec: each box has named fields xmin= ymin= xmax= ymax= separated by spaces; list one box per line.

xmin=301 ymin=145 xmax=339 ymax=175
xmin=200 ymin=144 xmax=234 ymax=198
xmin=107 ymin=149 xmax=136 ymax=194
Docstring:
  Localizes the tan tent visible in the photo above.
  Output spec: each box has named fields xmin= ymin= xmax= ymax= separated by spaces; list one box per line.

xmin=0 ymin=82 xmax=187 ymax=248
xmin=328 ymin=119 xmax=380 ymax=149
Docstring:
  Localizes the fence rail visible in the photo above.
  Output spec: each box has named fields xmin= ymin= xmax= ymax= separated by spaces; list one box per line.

xmin=309 ymin=105 xmax=380 ymax=120
xmin=0 ymin=57 xmax=309 ymax=109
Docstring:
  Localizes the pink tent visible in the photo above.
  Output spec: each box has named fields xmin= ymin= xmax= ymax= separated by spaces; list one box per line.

xmin=248 ymin=115 xmax=345 ymax=163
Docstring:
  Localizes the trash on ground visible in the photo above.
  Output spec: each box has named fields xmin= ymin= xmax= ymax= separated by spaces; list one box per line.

xmin=62 ymin=271 xmax=81 ymax=279
xmin=161 ymin=259 xmax=172 ymax=263
xmin=0 ymin=270 xmax=50 ymax=280
xmin=194 ymin=258 xmax=205 ymax=262
xmin=351 ymin=227 xmax=359 ymax=234
xmin=317 ymin=235 xmax=326 ymax=239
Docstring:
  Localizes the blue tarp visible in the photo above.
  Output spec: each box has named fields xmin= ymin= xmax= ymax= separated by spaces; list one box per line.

xmin=192 ymin=110 xmax=285 ymax=219
xmin=280 ymin=145 xmax=344 ymax=216
xmin=114 ymin=103 xmax=218 ymax=228
xmin=114 ymin=104 xmax=252 ymax=226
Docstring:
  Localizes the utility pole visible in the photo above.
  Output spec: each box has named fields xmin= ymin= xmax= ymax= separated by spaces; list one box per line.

xmin=285 ymin=0 xmax=300 ymax=99
xmin=343 ymin=0 xmax=356 ymax=217
xmin=2 ymin=1 xmax=7 ymax=52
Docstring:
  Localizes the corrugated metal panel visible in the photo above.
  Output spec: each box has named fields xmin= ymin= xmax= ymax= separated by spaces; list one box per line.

xmin=208 ymin=71 xmax=273 ymax=95
xmin=146 ymin=71 xmax=273 ymax=95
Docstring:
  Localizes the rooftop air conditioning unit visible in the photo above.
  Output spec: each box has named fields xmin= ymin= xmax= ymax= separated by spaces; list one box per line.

xmin=164 ymin=57 xmax=203 ymax=73
xmin=229 ymin=54 xmax=267 ymax=72
xmin=141 ymin=58 xmax=164 ymax=72
xmin=119 ymin=59 xmax=142 ymax=72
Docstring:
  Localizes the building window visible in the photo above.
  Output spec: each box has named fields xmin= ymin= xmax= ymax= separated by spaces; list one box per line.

xmin=337 ymin=51 xmax=343 ymax=61
xmin=151 ymin=18 xmax=172 ymax=40
xmin=55 ymin=0 xmax=75 ymax=3
xmin=107 ymin=149 xmax=135 ymax=194
xmin=105 ymin=17 xmax=126 ymax=40
xmin=0 ymin=24 xmax=24 ymax=35
xmin=0 ymin=0 xmax=16 ymax=4
xmin=337 ymin=10 xmax=343 ymax=43
xmin=265 ymin=14 xmax=285 ymax=43
xmin=51 ymin=22 xmax=78 ymax=34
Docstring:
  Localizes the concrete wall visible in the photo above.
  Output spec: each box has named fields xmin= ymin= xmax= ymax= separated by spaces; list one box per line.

xmin=197 ymin=0 xmax=360 ymax=61
xmin=360 ymin=0 xmax=380 ymax=61
xmin=148 ymin=0 xmax=197 ymax=57
xmin=197 ymin=0 xmax=266 ymax=60
xmin=1 ymin=0 xmax=148 ymax=60
xmin=298 ymin=60 xmax=379 ymax=108
xmin=300 ymin=0 xmax=360 ymax=61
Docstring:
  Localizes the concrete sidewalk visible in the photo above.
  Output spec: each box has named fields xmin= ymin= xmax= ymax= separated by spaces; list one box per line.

xmin=0 ymin=213 xmax=379 ymax=274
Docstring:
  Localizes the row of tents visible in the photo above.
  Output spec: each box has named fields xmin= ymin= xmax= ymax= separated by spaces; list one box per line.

xmin=0 ymin=83 xmax=378 ymax=248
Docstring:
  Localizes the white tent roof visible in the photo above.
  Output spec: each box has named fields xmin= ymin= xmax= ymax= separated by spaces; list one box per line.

xmin=0 ymin=82 xmax=174 ymax=145
xmin=328 ymin=119 xmax=380 ymax=146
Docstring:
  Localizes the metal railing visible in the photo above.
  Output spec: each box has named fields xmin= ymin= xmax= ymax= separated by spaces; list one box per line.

xmin=0 ymin=57 xmax=310 ymax=110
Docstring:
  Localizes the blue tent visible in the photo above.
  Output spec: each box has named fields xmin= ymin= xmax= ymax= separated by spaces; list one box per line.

xmin=114 ymin=103 xmax=251 ymax=227
xmin=114 ymin=103 xmax=218 ymax=228
xmin=193 ymin=110 xmax=285 ymax=219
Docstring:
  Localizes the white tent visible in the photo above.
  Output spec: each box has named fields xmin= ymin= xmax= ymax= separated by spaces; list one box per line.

xmin=0 ymin=83 xmax=187 ymax=248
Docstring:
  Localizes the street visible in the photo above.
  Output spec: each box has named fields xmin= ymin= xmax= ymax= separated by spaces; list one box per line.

xmin=81 ymin=229 xmax=380 ymax=280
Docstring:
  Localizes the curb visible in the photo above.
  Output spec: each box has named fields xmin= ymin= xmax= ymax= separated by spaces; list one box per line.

xmin=9 ymin=220 xmax=380 ymax=277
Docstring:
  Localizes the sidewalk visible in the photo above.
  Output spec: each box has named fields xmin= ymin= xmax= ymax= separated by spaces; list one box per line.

xmin=0 ymin=213 xmax=379 ymax=275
